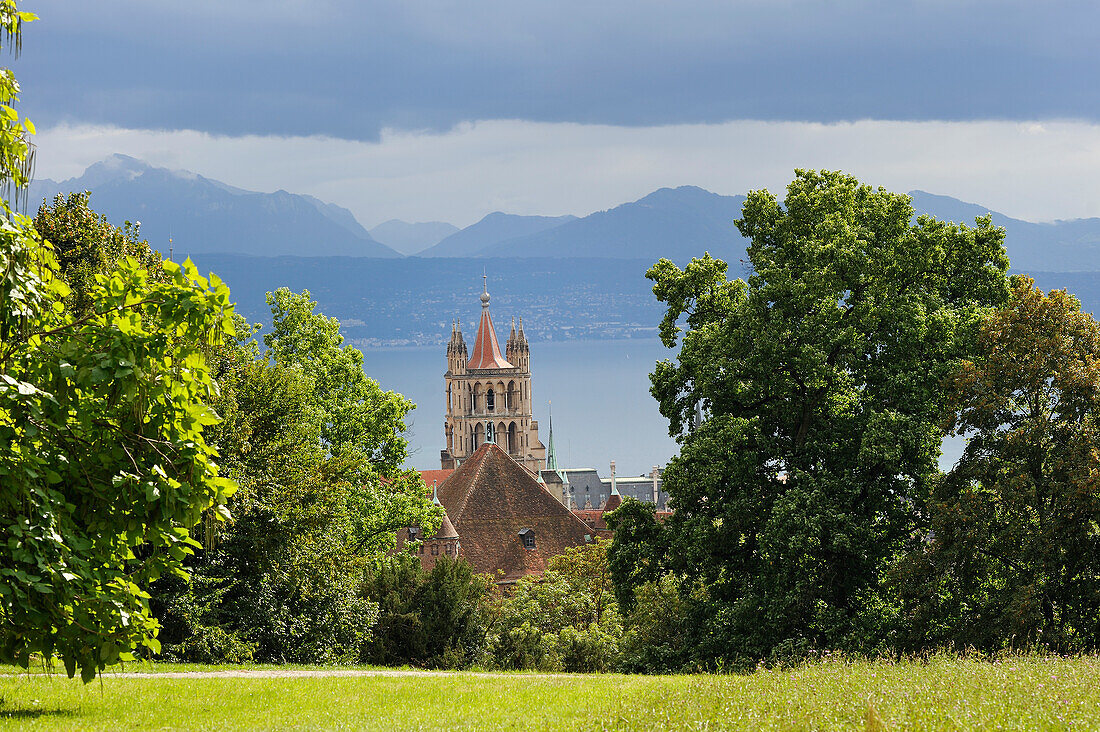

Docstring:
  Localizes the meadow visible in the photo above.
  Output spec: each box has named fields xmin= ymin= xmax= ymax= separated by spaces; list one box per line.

xmin=1 ymin=656 xmax=1098 ymax=730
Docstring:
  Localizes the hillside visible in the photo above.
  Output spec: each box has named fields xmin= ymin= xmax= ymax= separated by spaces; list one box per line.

xmin=910 ymin=190 xmax=1100 ymax=273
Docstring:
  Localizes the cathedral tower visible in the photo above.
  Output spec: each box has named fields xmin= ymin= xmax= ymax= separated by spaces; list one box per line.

xmin=441 ymin=277 xmax=546 ymax=474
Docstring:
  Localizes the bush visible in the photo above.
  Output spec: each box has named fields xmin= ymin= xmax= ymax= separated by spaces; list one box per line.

xmin=362 ymin=554 xmax=489 ymax=669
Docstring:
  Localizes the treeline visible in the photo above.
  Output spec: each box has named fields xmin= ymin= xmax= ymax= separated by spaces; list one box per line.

xmin=5 ymin=190 xmax=439 ymax=677
xmin=8 ymin=145 xmax=1100 ymax=677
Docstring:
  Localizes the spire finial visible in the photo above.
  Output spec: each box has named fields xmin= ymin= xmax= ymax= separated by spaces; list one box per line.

xmin=546 ymin=399 xmax=559 ymax=472
xmin=480 ymin=271 xmax=490 ymax=309
xmin=432 ymin=480 xmax=441 ymax=505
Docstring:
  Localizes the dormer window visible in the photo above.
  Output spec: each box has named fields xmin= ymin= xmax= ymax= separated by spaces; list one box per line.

xmin=518 ymin=528 xmax=535 ymax=550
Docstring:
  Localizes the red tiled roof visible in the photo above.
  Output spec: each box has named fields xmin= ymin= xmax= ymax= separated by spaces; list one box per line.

xmin=437 ymin=443 xmax=593 ymax=582
xmin=468 ymin=308 xmax=513 ymax=370
xmin=419 ymin=469 xmax=454 ymax=489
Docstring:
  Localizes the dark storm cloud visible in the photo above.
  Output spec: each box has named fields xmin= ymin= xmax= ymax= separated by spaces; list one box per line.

xmin=18 ymin=0 xmax=1100 ymax=139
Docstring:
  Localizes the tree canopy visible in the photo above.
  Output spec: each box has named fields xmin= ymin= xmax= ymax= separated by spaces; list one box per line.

xmin=896 ymin=277 xmax=1100 ymax=652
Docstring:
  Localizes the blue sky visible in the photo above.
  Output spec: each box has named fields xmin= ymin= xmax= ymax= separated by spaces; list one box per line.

xmin=21 ymin=1 xmax=1100 ymax=225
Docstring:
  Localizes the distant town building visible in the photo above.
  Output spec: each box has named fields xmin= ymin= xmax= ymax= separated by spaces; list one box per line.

xmin=540 ymin=462 xmax=670 ymax=512
xmin=440 ymin=276 xmax=546 ymax=474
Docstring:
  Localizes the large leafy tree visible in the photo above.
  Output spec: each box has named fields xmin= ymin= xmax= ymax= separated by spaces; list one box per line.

xmin=155 ymin=290 xmax=438 ymax=663
xmin=0 ymin=4 xmax=236 ymax=682
xmin=636 ymin=170 xmax=1009 ymax=663
xmin=895 ymin=277 xmax=1100 ymax=652
xmin=261 ymin=288 xmax=433 ymax=552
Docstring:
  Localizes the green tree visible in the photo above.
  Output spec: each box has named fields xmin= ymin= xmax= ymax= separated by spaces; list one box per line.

xmin=895 ymin=277 xmax=1100 ymax=652
xmin=361 ymin=554 xmax=490 ymax=669
xmin=262 ymin=288 xmax=435 ymax=554
xmin=155 ymin=291 xmax=437 ymax=664
xmin=264 ymin=288 xmax=410 ymax=469
xmin=0 ymin=3 xmax=236 ymax=682
xmin=637 ymin=170 xmax=1009 ymax=664
xmin=488 ymin=541 xmax=622 ymax=672
xmin=605 ymin=498 xmax=667 ymax=613
xmin=0 ymin=254 xmax=237 ymax=681
xmin=33 ymin=191 xmax=165 ymax=316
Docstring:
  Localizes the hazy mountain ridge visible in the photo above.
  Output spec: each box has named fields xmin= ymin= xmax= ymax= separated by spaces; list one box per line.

xmin=27 ymin=155 xmax=1100 ymax=273
xmin=29 ymin=155 xmax=401 ymax=258
xmin=908 ymin=190 xmax=1100 ymax=272
xmin=418 ymin=212 xmax=578 ymax=257
xmin=478 ymin=186 xmax=749 ymax=262
xmin=369 ymin=219 xmax=460 ymax=255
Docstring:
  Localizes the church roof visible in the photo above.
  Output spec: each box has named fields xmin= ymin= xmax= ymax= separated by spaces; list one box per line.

xmin=468 ymin=280 xmax=514 ymax=370
xmin=469 ymin=307 xmax=513 ymax=369
xmin=437 ymin=442 xmax=592 ymax=582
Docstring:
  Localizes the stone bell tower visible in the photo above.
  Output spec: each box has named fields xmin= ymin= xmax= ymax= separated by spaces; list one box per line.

xmin=441 ymin=276 xmax=546 ymax=474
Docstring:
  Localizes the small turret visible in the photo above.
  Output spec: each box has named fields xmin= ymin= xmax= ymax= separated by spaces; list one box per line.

xmin=448 ymin=318 xmax=468 ymax=374
xmin=511 ymin=316 xmax=530 ymax=372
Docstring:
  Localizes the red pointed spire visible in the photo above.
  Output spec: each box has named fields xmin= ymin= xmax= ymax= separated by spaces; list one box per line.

xmin=469 ymin=276 xmax=513 ymax=370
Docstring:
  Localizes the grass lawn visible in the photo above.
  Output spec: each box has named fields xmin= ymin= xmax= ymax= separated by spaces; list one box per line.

xmin=1 ymin=656 xmax=1098 ymax=730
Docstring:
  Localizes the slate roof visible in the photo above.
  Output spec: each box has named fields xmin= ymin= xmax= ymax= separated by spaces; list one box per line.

xmin=468 ymin=307 xmax=513 ymax=370
xmin=437 ymin=442 xmax=593 ymax=582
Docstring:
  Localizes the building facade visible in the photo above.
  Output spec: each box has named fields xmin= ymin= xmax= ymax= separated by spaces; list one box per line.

xmin=441 ymin=277 xmax=546 ymax=473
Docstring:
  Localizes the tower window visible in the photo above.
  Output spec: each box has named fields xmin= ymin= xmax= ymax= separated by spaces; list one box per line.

xmin=487 ymin=389 xmax=495 ymax=412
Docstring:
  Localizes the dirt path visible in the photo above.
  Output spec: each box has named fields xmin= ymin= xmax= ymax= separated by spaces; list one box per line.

xmin=102 ymin=668 xmax=578 ymax=680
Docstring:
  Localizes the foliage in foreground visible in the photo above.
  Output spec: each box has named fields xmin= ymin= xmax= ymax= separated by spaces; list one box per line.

xmin=1 ymin=2 xmax=237 ymax=683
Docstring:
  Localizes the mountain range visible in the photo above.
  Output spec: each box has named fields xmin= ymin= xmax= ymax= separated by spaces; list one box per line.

xmin=28 ymin=155 xmax=1100 ymax=272
xmin=29 ymin=155 xmax=402 ymax=258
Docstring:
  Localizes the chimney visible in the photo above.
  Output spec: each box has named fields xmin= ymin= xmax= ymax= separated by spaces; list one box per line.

xmin=610 ymin=460 xmax=617 ymax=503
xmin=651 ymin=465 xmax=660 ymax=505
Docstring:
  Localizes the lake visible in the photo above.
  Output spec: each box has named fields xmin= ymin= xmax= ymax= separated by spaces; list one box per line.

xmin=362 ymin=338 xmax=965 ymax=477
xmin=361 ymin=338 xmax=678 ymax=477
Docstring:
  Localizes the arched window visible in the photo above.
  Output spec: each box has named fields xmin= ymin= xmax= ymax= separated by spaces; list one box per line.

xmin=474 ymin=422 xmax=483 ymax=449
xmin=508 ymin=422 xmax=517 ymax=454
xmin=497 ymin=421 xmax=507 ymax=447
xmin=473 ymin=383 xmax=482 ymax=412
xmin=507 ymin=380 xmax=516 ymax=410
xmin=486 ymin=388 xmax=495 ymax=412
